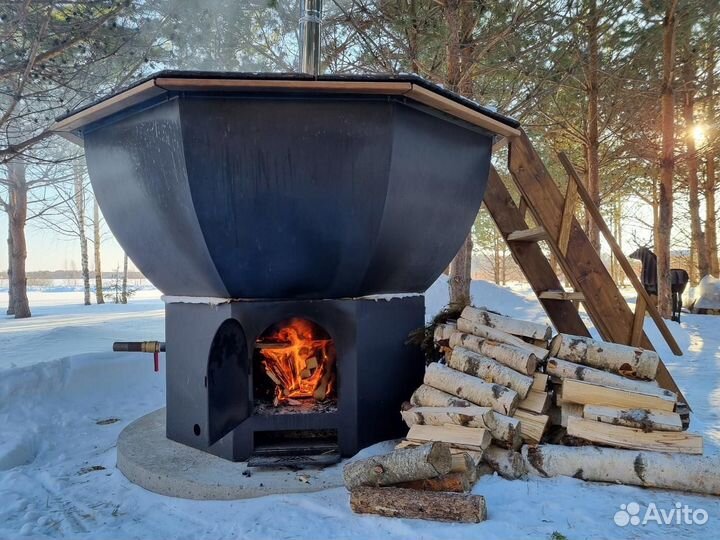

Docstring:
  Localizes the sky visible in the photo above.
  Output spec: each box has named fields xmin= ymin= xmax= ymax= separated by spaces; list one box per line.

xmin=0 ymin=211 xmax=131 ymax=273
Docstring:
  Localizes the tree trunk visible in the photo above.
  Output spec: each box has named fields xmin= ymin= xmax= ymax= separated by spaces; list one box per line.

xmin=449 ymin=234 xmax=472 ymax=309
xmin=584 ymin=0 xmax=601 ymax=252
xmin=121 ymin=252 xmax=128 ymax=304
xmin=8 ymin=161 xmax=30 ymax=318
xmin=683 ymin=49 xmax=709 ymax=279
xmin=93 ymin=198 xmax=105 ymax=304
xmin=74 ymin=164 xmax=91 ymax=306
xmin=445 ymin=0 xmax=477 ymax=309
xmin=705 ymin=37 xmax=719 ymax=276
xmin=657 ymin=0 xmax=679 ymax=319
xmin=6 ymin=217 xmax=14 ymax=315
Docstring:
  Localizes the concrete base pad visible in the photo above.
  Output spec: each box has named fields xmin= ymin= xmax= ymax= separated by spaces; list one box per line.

xmin=117 ymin=409 xmax=345 ymax=500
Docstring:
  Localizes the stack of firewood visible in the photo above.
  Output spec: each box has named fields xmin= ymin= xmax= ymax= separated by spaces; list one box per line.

xmin=545 ymin=332 xmax=702 ymax=454
xmin=342 ymin=442 xmax=487 ymax=523
xmin=393 ymin=305 xmax=717 ymax=493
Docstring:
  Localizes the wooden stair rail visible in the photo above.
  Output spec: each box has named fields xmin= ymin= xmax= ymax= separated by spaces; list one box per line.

xmin=504 ymin=131 xmax=686 ymax=406
xmin=556 ymin=152 xmax=682 ymax=357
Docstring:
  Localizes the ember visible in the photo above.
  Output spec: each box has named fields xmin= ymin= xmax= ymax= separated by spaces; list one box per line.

xmin=257 ymin=319 xmax=336 ymax=405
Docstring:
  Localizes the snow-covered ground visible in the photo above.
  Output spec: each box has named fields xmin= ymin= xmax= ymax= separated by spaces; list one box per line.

xmin=1 ymin=279 xmax=720 ymax=539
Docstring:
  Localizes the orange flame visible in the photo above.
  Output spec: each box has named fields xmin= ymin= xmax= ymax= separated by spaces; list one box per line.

xmin=258 ymin=318 xmax=336 ymax=404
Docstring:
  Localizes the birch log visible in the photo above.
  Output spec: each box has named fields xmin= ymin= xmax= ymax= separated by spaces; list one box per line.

xmin=343 ymin=442 xmax=452 ymax=489
xmin=401 ymin=406 xmax=493 ymax=429
xmin=410 ymin=384 xmax=472 ymax=408
xmin=522 ymin=444 xmax=720 ymax=495
xmin=483 ymin=445 xmax=527 ymax=479
xmin=434 ymin=322 xmax=457 ymax=343
xmin=424 ymin=362 xmax=519 ymax=415
xmin=449 ymin=332 xmax=537 ymax=375
xmin=461 ymin=306 xmax=553 ymax=340
xmin=457 ymin=318 xmax=549 ymax=360
xmin=582 ymin=404 xmax=683 ymax=432
xmin=447 ymin=347 xmax=534 ymax=398
xmin=349 ymin=487 xmax=487 ymax=523
xmin=549 ymin=334 xmax=659 ymax=380
xmin=485 ymin=411 xmax=523 ymax=450
xmin=546 ymin=358 xmax=671 ymax=399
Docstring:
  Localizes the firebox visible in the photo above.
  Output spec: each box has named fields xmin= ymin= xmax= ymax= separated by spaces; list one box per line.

xmin=56 ymin=71 xmax=519 ymax=463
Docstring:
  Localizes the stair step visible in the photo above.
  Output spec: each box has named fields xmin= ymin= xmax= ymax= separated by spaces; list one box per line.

xmin=507 ymin=227 xmax=549 ymax=242
xmin=538 ymin=290 xmax=585 ymax=301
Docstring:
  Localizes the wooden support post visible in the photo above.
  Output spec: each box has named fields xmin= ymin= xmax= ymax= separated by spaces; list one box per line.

xmin=558 ymin=173 xmax=579 ymax=256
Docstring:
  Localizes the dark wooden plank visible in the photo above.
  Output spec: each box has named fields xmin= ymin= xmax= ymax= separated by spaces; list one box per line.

xmin=507 ymin=132 xmax=687 ymax=405
xmin=484 ymin=168 xmax=590 ymax=337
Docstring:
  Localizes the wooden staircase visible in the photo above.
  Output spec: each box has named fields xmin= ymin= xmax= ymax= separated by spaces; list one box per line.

xmin=483 ymin=131 xmax=688 ymax=411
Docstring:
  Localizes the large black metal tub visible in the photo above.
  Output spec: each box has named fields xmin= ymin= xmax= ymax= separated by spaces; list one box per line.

xmin=59 ymin=72 xmax=518 ymax=299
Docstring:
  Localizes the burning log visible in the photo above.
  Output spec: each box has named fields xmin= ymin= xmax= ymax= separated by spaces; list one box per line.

xmin=456 ymin=318 xmax=549 ymax=359
xmin=448 ymin=332 xmax=538 ymax=375
xmin=424 ymin=362 xmax=519 ymax=415
xmin=342 ymin=442 xmax=452 ymax=489
xmin=349 ymin=487 xmax=487 ymax=523
xmin=447 ymin=347 xmax=534 ymax=398
xmin=522 ymin=444 xmax=720 ymax=496
xmin=410 ymin=384 xmax=472 ymax=408
xmin=461 ymin=306 xmax=553 ymax=341
xmin=549 ymin=333 xmax=660 ymax=380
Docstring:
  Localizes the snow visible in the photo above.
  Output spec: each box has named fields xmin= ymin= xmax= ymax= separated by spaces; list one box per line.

xmin=2 ymin=278 xmax=720 ymax=539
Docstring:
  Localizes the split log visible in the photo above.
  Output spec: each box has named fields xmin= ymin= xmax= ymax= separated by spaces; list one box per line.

xmin=448 ymin=347 xmax=534 ymax=398
xmin=549 ymin=334 xmax=659 ymax=380
xmin=461 ymin=306 xmax=552 ymax=341
xmin=396 ymin=471 xmax=472 ymax=493
xmin=566 ymin=417 xmax=702 ymax=454
xmin=343 ymin=442 xmax=452 ymax=489
xmin=546 ymin=358 xmax=671 ymax=399
xmin=483 ymin=445 xmax=526 ymax=479
xmin=449 ymin=332 xmax=538 ymax=375
xmin=349 ymin=487 xmax=487 ymax=523
xmin=560 ymin=379 xmax=676 ymax=412
xmin=583 ymin=404 xmax=683 ymax=432
xmin=518 ymin=390 xmax=550 ymax=414
xmin=410 ymin=384 xmax=472 ymax=408
xmin=424 ymin=362 xmax=519 ymax=415
xmin=401 ymin=406 xmax=493 ymax=429
xmin=512 ymin=409 xmax=549 ymax=444
xmin=531 ymin=373 xmax=549 ymax=392
xmin=559 ymin=402 xmax=583 ymax=427
xmin=457 ymin=318 xmax=549 ymax=360
xmin=522 ymin=444 xmax=720 ymax=495
xmin=406 ymin=423 xmax=491 ymax=451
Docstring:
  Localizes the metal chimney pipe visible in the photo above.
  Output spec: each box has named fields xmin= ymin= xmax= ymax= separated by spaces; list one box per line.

xmin=299 ymin=0 xmax=322 ymax=75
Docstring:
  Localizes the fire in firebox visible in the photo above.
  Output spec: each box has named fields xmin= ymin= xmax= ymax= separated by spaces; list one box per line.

xmin=257 ymin=318 xmax=336 ymax=406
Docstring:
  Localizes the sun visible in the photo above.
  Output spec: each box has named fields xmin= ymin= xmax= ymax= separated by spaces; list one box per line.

xmin=692 ymin=124 xmax=706 ymax=145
